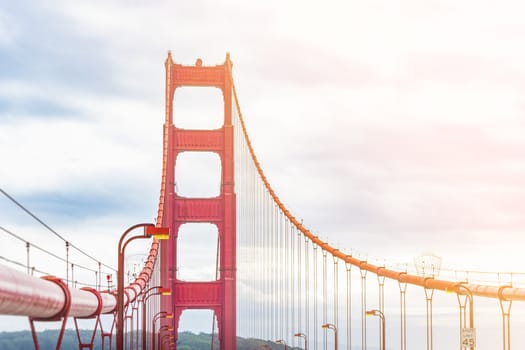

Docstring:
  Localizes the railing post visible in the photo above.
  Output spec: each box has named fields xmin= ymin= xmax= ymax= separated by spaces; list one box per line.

xmin=398 ymin=273 xmax=407 ymax=350
xmin=499 ymin=286 xmax=512 ymax=350
xmin=333 ymin=253 xmax=339 ymax=334
xmin=453 ymin=284 xmax=474 ymax=350
xmin=424 ymin=278 xmax=434 ymax=350
xmin=346 ymin=260 xmax=352 ymax=350
xmin=360 ymin=263 xmax=367 ymax=350
xmin=28 ymin=276 xmax=71 ymax=350
xmin=377 ymin=268 xmax=385 ymax=350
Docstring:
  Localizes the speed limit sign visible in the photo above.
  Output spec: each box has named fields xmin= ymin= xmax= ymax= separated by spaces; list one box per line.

xmin=461 ymin=328 xmax=476 ymax=348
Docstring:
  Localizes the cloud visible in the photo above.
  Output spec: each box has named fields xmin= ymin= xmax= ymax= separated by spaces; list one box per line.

xmin=1 ymin=0 xmax=525 ymax=338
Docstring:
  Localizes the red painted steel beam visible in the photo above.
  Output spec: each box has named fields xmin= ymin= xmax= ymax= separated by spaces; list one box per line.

xmin=173 ymin=281 xmax=222 ymax=307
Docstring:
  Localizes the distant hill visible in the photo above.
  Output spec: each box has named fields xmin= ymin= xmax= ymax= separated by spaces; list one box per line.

xmin=0 ymin=330 xmax=300 ymax=349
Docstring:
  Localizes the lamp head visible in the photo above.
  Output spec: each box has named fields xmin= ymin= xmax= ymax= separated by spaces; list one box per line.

xmin=159 ymin=287 xmax=172 ymax=295
xmin=366 ymin=309 xmax=380 ymax=317
xmin=145 ymin=226 xmax=170 ymax=240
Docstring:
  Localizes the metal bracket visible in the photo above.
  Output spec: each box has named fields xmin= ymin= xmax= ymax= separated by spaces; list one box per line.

xmin=28 ymin=276 xmax=71 ymax=350
xmin=73 ymin=287 xmax=103 ymax=350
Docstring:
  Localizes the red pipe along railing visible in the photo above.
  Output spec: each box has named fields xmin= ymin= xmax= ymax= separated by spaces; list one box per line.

xmin=232 ymin=81 xmax=525 ymax=302
xmin=0 ymin=239 xmax=160 ymax=319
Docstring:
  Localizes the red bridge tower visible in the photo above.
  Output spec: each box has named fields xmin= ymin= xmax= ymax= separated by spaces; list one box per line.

xmin=158 ymin=52 xmax=236 ymax=350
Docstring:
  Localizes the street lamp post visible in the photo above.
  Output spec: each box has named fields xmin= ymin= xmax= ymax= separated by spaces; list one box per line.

xmin=116 ymin=223 xmax=169 ymax=350
xmin=141 ymin=286 xmax=171 ymax=350
xmin=322 ymin=324 xmax=338 ymax=350
xmin=161 ymin=334 xmax=175 ymax=349
xmin=366 ymin=310 xmax=385 ymax=350
xmin=276 ymin=339 xmax=288 ymax=349
xmin=158 ymin=325 xmax=175 ymax=350
xmin=152 ymin=311 xmax=173 ymax=350
xmin=294 ymin=332 xmax=307 ymax=350
xmin=448 ymin=284 xmax=474 ymax=350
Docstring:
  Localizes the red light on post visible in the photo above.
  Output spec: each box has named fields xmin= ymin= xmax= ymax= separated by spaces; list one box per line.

xmin=145 ymin=226 xmax=170 ymax=240
xmin=159 ymin=288 xmax=171 ymax=296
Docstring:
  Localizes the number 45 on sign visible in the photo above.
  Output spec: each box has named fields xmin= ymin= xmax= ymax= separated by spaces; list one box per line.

xmin=461 ymin=328 xmax=476 ymax=348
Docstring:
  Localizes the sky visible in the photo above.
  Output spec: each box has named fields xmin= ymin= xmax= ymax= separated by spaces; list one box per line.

xmin=1 ymin=0 xmax=525 ymax=342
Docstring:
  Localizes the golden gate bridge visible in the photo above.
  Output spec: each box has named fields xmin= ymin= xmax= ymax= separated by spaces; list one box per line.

xmin=0 ymin=53 xmax=524 ymax=350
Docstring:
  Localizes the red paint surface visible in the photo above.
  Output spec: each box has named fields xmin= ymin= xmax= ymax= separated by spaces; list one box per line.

xmin=160 ymin=53 xmax=236 ymax=350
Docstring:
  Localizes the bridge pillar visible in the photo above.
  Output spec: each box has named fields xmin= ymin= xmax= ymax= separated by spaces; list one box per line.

xmin=159 ymin=52 xmax=236 ymax=350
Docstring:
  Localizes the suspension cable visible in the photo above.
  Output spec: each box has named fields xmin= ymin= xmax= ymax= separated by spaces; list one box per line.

xmin=0 ymin=225 xmax=111 ymax=275
xmin=0 ymin=188 xmax=116 ymax=272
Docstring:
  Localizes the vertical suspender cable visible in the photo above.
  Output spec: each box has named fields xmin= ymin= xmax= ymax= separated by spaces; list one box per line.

xmin=259 ymin=179 xmax=267 ymax=339
xmin=267 ymin=198 xmax=271 ymax=342
xmin=399 ymin=280 xmax=407 ymax=350
xmin=98 ymin=262 xmax=102 ymax=291
xmin=298 ymin=229 xmax=302 ymax=335
xmin=71 ymin=263 xmax=75 ymax=288
xmin=272 ymin=203 xmax=277 ymax=341
xmin=425 ymin=286 xmax=434 ymax=350
xmin=252 ymin=170 xmax=257 ymax=338
xmin=257 ymin=178 xmax=262 ymax=340
xmin=285 ymin=217 xmax=289 ymax=344
xmin=313 ymin=244 xmax=318 ymax=350
xmin=322 ymin=248 xmax=327 ymax=350
xmin=261 ymin=188 xmax=265 ymax=340
xmin=269 ymin=199 xmax=273 ymax=342
xmin=290 ymin=223 xmax=297 ymax=346
xmin=305 ymin=238 xmax=310 ymax=347
xmin=252 ymin=175 xmax=256 ymax=338
xmin=276 ymin=207 xmax=280 ymax=341
xmin=333 ymin=255 xmax=339 ymax=330
xmin=65 ymin=241 xmax=70 ymax=287
xmin=279 ymin=210 xmax=284 ymax=342
xmin=261 ymin=180 xmax=264 ymax=340
xmin=346 ymin=261 xmax=352 ymax=350
xmin=26 ymin=242 xmax=30 ymax=274
xmin=264 ymin=188 xmax=269 ymax=341
xmin=361 ymin=267 xmax=367 ymax=350
xmin=378 ymin=274 xmax=385 ymax=346
xmin=263 ymin=183 xmax=266 ymax=340
xmin=268 ymin=193 xmax=272 ymax=342
xmin=275 ymin=205 xmax=279 ymax=341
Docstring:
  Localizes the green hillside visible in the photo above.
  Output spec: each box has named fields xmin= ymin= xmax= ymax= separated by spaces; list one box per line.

xmin=0 ymin=330 xmax=299 ymax=349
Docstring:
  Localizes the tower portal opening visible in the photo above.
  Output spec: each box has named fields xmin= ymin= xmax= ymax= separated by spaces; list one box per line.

xmin=172 ymin=87 xmax=224 ymax=129
xmin=176 ymin=223 xmax=220 ymax=281
xmin=175 ymin=151 xmax=222 ymax=198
